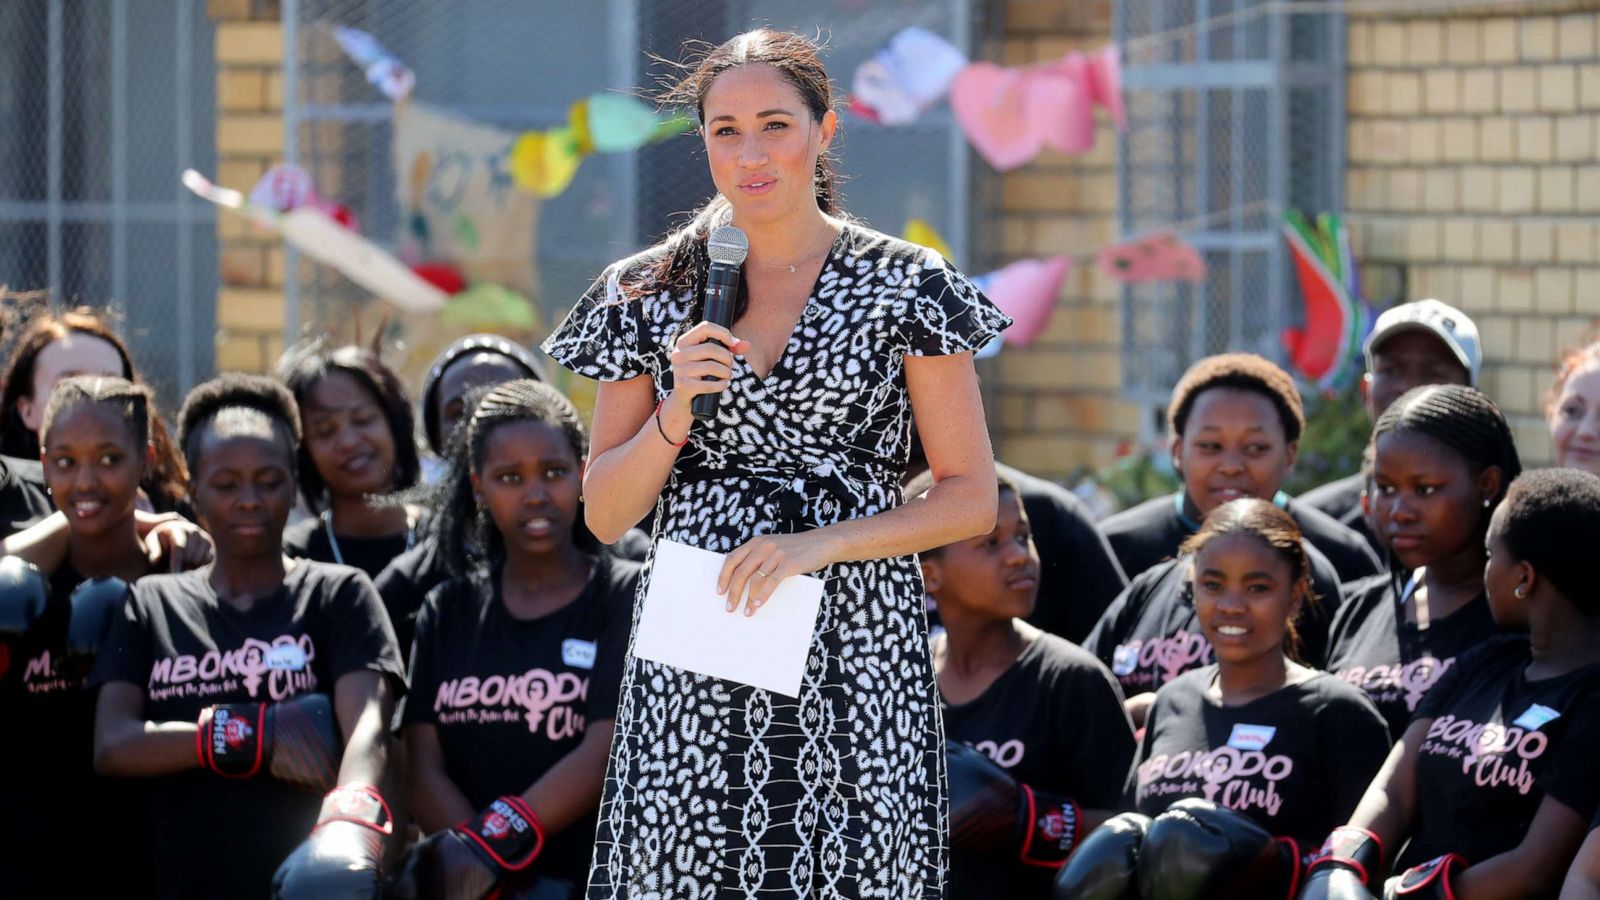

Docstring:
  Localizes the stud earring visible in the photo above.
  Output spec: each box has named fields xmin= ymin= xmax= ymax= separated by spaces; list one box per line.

xmin=1514 ymin=585 xmax=1527 ymax=599
xmin=1483 ymin=498 xmax=1492 ymax=508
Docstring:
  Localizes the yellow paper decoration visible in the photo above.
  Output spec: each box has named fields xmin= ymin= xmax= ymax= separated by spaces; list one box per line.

xmin=903 ymin=218 xmax=956 ymax=263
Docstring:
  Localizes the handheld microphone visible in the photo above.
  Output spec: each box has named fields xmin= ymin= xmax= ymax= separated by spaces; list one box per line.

xmin=691 ymin=224 xmax=749 ymax=421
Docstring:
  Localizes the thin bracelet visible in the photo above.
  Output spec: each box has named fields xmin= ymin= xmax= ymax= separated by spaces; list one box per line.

xmin=654 ymin=399 xmax=689 ymax=447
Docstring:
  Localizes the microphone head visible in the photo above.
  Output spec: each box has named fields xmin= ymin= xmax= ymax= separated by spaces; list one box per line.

xmin=708 ymin=225 xmax=749 ymax=266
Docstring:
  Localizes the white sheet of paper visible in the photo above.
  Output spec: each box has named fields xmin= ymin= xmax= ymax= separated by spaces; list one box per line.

xmin=631 ymin=539 xmax=825 ymax=698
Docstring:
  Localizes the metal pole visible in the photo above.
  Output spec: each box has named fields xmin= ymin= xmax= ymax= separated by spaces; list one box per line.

xmin=175 ymin=0 xmax=195 ymax=391
xmin=111 ymin=0 xmax=128 ymax=313
xmin=281 ymin=0 xmax=301 ymax=343
xmin=47 ymin=0 xmax=63 ymax=298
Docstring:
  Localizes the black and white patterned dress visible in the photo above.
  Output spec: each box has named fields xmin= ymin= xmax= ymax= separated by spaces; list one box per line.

xmin=543 ymin=222 xmax=1010 ymax=900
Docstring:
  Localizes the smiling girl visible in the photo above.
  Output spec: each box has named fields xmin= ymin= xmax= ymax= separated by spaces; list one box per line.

xmin=1547 ymin=340 xmax=1600 ymax=477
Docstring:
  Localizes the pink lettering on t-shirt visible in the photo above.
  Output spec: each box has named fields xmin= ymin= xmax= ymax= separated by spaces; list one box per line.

xmin=434 ymin=667 xmax=590 ymax=741
xmin=1138 ymin=746 xmax=1295 ymax=817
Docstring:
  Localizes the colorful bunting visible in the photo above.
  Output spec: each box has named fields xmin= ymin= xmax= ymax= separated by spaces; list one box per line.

xmin=330 ymin=26 xmax=415 ymax=102
xmin=1282 ymin=212 xmax=1368 ymax=388
xmin=903 ymin=218 xmax=955 ymax=263
xmin=1096 ymin=232 xmax=1207 ymax=284
xmin=247 ymin=164 xmax=316 ymax=213
xmin=850 ymin=26 xmax=968 ymax=126
xmin=439 ymin=282 xmax=540 ymax=332
xmin=509 ymin=128 xmax=584 ymax=199
xmin=980 ymin=256 xmax=1074 ymax=347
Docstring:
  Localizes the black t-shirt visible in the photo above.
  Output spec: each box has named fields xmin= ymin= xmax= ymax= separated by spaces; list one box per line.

xmin=404 ymin=555 xmax=637 ymax=885
xmin=1085 ymin=546 xmax=1346 ymax=698
xmin=1325 ymin=574 xmax=1504 ymax=739
xmin=1299 ymin=473 xmax=1381 ymax=558
xmin=283 ymin=512 xmax=430 ymax=581
xmin=0 ymin=455 xmax=52 ymax=539
xmin=0 ymin=560 xmax=152 ymax=898
xmin=942 ymin=631 xmax=1134 ymax=899
xmin=88 ymin=561 xmax=406 ymax=900
xmin=1000 ymin=463 xmax=1128 ymax=644
xmin=1404 ymin=636 xmax=1600 ymax=869
xmin=1101 ymin=493 xmax=1381 ymax=585
xmin=1126 ymin=666 xmax=1391 ymax=854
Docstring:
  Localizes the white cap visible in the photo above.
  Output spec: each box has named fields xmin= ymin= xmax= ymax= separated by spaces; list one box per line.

xmin=1362 ymin=299 xmax=1481 ymax=386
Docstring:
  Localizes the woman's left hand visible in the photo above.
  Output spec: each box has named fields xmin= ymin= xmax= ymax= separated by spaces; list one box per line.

xmin=719 ymin=530 xmax=838 ymax=616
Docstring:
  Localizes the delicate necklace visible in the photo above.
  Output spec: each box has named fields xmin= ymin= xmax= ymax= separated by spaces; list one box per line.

xmin=322 ymin=507 xmax=416 ymax=568
xmin=752 ymin=226 xmax=835 ymax=273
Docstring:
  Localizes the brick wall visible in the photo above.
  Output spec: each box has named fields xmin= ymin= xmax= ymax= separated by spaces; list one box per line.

xmin=991 ymin=0 xmax=1140 ymax=484
xmin=1346 ymin=7 xmax=1600 ymax=464
xmin=209 ymin=0 xmax=286 ymax=374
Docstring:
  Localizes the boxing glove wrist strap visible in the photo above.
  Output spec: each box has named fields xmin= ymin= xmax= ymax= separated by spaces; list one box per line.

xmin=1308 ymin=825 xmax=1385 ymax=887
xmin=196 ymin=702 xmax=266 ymax=778
xmin=316 ymin=783 xmax=394 ymax=835
xmin=1390 ymin=853 xmax=1468 ymax=899
xmin=1017 ymin=785 xmax=1082 ymax=868
xmin=456 ymin=795 xmax=546 ymax=873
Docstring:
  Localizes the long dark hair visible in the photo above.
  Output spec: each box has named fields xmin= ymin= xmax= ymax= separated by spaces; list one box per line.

xmin=629 ymin=29 xmax=846 ymax=321
xmin=274 ymin=338 xmax=421 ymax=513
xmin=434 ymin=379 xmax=598 ymax=580
xmin=1 ymin=308 xmax=188 ymax=511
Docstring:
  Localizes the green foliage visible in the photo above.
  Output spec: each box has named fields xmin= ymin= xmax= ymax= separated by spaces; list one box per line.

xmin=1285 ymin=384 xmax=1372 ymax=496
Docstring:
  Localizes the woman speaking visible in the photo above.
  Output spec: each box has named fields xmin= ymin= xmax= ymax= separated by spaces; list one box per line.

xmin=542 ymin=28 xmax=1009 ymax=899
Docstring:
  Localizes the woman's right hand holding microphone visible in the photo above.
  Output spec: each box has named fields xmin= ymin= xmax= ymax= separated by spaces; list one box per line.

xmin=659 ymin=322 xmax=749 ymax=443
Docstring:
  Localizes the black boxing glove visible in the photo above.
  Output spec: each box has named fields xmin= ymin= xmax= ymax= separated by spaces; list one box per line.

xmin=1137 ymin=798 xmax=1301 ymax=900
xmin=1299 ymin=826 xmax=1384 ymax=899
xmin=65 ymin=576 xmax=129 ymax=658
xmin=947 ymin=739 xmax=1082 ymax=868
xmin=1383 ymin=853 xmax=1467 ymax=899
xmin=0 ymin=556 xmax=49 ymax=636
xmin=196 ymin=692 xmax=340 ymax=792
xmin=1053 ymin=811 xmax=1153 ymax=900
xmin=388 ymin=795 xmax=548 ymax=900
xmin=272 ymin=783 xmax=392 ymax=899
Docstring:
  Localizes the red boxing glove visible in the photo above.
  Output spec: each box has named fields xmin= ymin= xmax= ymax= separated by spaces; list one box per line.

xmin=1383 ymin=854 xmax=1468 ymax=900
xmin=388 ymin=795 xmax=547 ymax=900
xmin=196 ymin=693 xmax=340 ymax=792
xmin=1300 ymin=826 xmax=1385 ymax=898
xmin=947 ymin=740 xmax=1083 ymax=868
xmin=272 ymin=783 xmax=393 ymax=899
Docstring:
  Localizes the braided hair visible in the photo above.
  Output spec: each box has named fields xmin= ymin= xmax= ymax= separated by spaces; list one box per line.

xmin=434 ymin=378 xmax=596 ymax=580
xmin=1371 ymin=384 xmax=1522 ymax=543
xmin=41 ymin=375 xmax=158 ymax=457
xmin=1180 ymin=497 xmax=1315 ymax=660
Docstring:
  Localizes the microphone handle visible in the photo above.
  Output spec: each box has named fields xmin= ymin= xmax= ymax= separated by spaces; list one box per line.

xmin=691 ymin=262 xmax=741 ymax=421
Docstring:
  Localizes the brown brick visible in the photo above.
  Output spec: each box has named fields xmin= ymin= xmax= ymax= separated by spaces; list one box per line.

xmin=1511 ymin=420 xmax=1551 ymax=467
xmin=216 ymin=22 xmax=282 ymax=65
xmin=1480 ymin=315 xmax=1516 ymax=358
xmin=1442 ymin=217 xmax=1477 ymax=260
xmin=1347 ymin=121 xmax=1373 ymax=163
xmin=1539 ymin=167 xmax=1575 ymax=212
xmin=1373 ymin=21 xmax=1406 ymax=65
xmin=1520 ymin=16 xmax=1558 ymax=62
xmin=1559 ymin=222 xmax=1595 ymax=263
xmin=218 ymin=288 xmax=286 ymax=332
xmin=1481 ymin=116 xmax=1516 ymax=161
xmin=266 ymin=247 xmax=286 ymax=288
xmin=999 ymin=350 xmax=1076 ymax=390
xmin=1445 ymin=19 xmax=1483 ymax=65
xmin=1555 ymin=114 xmax=1594 ymax=161
xmin=1576 ymin=268 xmax=1600 ymax=315
xmin=1424 ymin=68 xmax=1459 ymax=113
xmin=1494 ymin=366 xmax=1537 ymax=415
xmin=1000 ymin=395 xmax=1031 ymax=432
xmin=1406 ymin=219 xmax=1441 ymax=259
xmin=1002 ymin=221 xmax=1032 ymax=257
xmin=1583 ymin=65 xmax=1600 ymax=111
xmin=1457 ymin=266 xmax=1495 ymax=313
xmin=1539 ymin=65 xmax=1578 ymax=112
xmin=1408 ymin=21 xmax=1444 ymax=66
xmin=1579 ymin=166 xmax=1600 ymax=212
xmin=1482 ymin=18 xmax=1518 ymax=63
xmin=264 ymin=71 xmax=284 ymax=111
xmin=206 ymin=0 xmax=252 ymax=21
xmin=1408 ymin=119 xmax=1441 ymax=163
xmin=1500 ymin=68 xmax=1538 ymax=113
xmin=1389 ymin=73 xmax=1422 ymax=114
xmin=220 ymin=246 xmax=265 ymax=286
xmin=1348 ymin=21 xmax=1373 ymax=66
xmin=215 ymin=158 xmax=265 ymax=191
xmin=1461 ymin=165 xmax=1497 ymax=211
xmin=1386 ymin=169 xmax=1423 ymax=212
xmin=1498 ymin=166 xmax=1537 ymax=213
xmin=1519 ymin=220 xmax=1556 ymax=263
xmin=215 ymin=332 xmax=267 ymax=373
xmin=1557 ymin=13 xmax=1596 ymax=59
xmin=1440 ymin=118 xmax=1477 ymax=163
xmin=1461 ymin=70 xmax=1497 ymax=113
xmin=1517 ymin=316 xmax=1555 ymax=364
xmin=1499 ymin=268 xmax=1536 ymax=313
xmin=1479 ymin=219 xmax=1517 ymax=263
xmin=1369 ymin=120 xmax=1405 ymax=159
xmin=1423 ymin=169 xmax=1457 ymax=212
xmin=1557 ymin=318 xmax=1593 ymax=358
xmin=217 ymin=114 xmax=283 ymax=155
xmin=1517 ymin=116 xmax=1554 ymax=161
xmin=1536 ymin=268 xmax=1575 ymax=315
xmin=218 ymin=68 xmax=263 ymax=111
xmin=1348 ymin=71 xmax=1383 ymax=115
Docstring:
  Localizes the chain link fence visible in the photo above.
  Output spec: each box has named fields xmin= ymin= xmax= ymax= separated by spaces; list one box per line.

xmin=1115 ymin=0 xmax=1344 ymax=410
xmin=284 ymin=0 xmax=997 ymax=399
xmin=0 ymin=0 xmax=218 ymax=408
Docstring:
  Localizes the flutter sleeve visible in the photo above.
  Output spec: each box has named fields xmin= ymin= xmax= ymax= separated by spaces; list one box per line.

xmin=903 ymin=253 xmax=1012 ymax=357
xmin=542 ymin=264 xmax=653 ymax=381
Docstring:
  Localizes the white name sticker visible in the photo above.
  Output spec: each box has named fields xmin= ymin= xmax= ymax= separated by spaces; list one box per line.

xmin=1227 ymin=724 xmax=1277 ymax=751
xmin=562 ymin=639 xmax=597 ymax=670
xmin=265 ymin=644 xmax=308 ymax=671
xmin=1111 ymin=643 xmax=1140 ymax=677
xmin=1513 ymin=703 xmax=1561 ymax=731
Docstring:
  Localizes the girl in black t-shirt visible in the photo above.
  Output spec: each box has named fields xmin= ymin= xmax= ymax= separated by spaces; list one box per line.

xmin=1121 ymin=501 xmax=1389 ymax=856
xmin=909 ymin=468 xmax=1134 ymax=899
xmin=1303 ymin=469 xmax=1600 ymax=900
xmin=394 ymin=379 xmax=632 ymax=896
xmin=1326 ymin=385 xmax=1522 ymax=738
xmin=276 ymin=340 xmax=425 ymax=579
xmin=90 ymin=374 xmax=405 ymax=900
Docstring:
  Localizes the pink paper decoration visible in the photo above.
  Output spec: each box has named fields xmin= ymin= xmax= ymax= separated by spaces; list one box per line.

xmin=979 ymin=256 xmax=1073 ymax=346
xmin=1026 ymin=64 xmax=1095 ymax=156
xmin=1084 ymin=46 xmax=1125 ymax=130
xmin=1097 ymin=232 xmax=1208 ymax=284
xmin=949 ymin=63 xmax=1037 ymax=170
